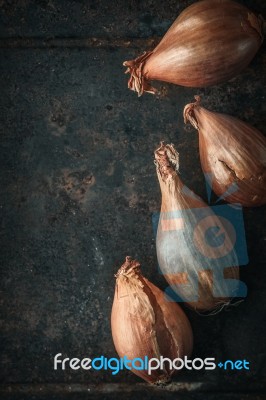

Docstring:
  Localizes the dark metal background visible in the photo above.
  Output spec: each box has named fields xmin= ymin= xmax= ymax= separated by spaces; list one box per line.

xmin=0 ymin=0 xmax=266 ymax=398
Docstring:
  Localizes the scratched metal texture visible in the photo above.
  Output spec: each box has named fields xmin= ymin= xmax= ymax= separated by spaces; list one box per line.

xmin=0 ymin=0 xmax=266 ymax=398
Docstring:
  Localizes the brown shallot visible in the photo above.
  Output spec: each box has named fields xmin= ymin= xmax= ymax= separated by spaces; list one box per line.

xmin=123 ymin=0 xmax=263 ymax=96
xmin=154 ymin=143 xmax=242 ymax=312
xmin=111 ymin=256 xmax=193 ymax=384
xmin=184 ymin=96 xmax=266 ymax=207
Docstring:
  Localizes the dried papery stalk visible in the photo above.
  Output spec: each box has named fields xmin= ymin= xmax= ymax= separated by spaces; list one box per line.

xmin=111 ymin=256 xmax=193 ymax=384
xmin=184 ymin=96 xmax=266 ymax=207
xmin=123 ymin=0 xmax=263 ymax=96
xmin=154 ymin=143 xmax=240 ymax=312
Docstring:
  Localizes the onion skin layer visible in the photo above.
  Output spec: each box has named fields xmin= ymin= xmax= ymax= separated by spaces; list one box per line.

xmin=111 ymin=256 xmax=193 ymax=384
xmin=184 ymin=97 xmax=266 ymax=207
xmin=123 ymin=0 xmax=264 ymax=96
xmin=154 ymin=143 xmax=240 ymax=312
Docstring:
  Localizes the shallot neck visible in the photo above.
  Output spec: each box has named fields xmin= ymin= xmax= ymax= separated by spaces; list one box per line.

xmin=115 ymin=256 xmax=141 ymax=279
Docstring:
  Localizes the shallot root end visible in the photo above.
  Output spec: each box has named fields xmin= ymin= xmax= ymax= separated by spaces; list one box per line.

xmin=123 ymin=51 xmax=155 ymax=96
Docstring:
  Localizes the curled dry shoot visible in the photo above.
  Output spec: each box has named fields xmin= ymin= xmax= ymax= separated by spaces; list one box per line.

xmin=184 ymin=96 xmax=266 ymax=207
xmin=154 ymin=143 xmax=240 ymax=312
xmin=111 ymin=256 xmax=193 ymax=384
xmin=123 ymin=0 xmax=263 ymax=96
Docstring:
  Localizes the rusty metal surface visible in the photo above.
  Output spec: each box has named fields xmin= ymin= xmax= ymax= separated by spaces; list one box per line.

xmin=1 ymin=382 xmax=266 ymax=399
xmin=0 ymin=0 xmax=266 ymax=398
xmin=0 ymin=0 xmax=265 ymax=39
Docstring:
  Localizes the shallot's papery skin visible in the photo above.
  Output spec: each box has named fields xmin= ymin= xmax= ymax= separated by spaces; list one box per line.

xmin=111 ymin=256 xmax=193 ymax=384
xmin=123 ymin=0 xmax=263 ymax=96
xmin=184 ymin=97 xmax=266 ymax=207
xmin=154 ymin=143 xmax=240 ymax=312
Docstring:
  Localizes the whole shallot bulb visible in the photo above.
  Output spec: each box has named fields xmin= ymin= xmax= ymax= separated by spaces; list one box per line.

xmin=155 ymin=143 xmax=241 ymax=312
xmin=123 ymin=0 xmax=263 ymax=96
xmin=184 ymin=96 xmax=266 ymax=207
xmin=111 ymin=256 xmax=193 ymax=384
